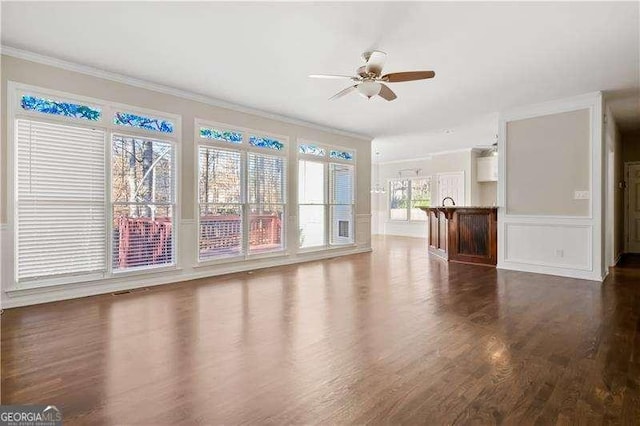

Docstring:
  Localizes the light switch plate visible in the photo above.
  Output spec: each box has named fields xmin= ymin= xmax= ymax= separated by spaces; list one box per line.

xmin=574 ymin=190 xmax=590 ymax=200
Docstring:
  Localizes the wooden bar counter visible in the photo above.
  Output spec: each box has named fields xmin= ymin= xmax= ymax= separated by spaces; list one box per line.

xmin=420 ymin=206 xmax=498 ymax=266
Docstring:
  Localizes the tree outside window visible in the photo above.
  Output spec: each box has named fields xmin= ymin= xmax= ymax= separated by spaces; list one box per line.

xmin=389 ymin=178 xmax=431 ymax=221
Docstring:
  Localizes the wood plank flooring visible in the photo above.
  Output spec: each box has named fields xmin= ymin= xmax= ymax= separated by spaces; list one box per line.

xmin=2 ymin=236 xmax=639 ymax=424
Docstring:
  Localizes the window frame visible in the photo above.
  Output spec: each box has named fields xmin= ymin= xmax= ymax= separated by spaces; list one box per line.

xmin=194 ymin=119 xmax=288 ymax=265
xmin=297 ymin=139 xmax=356 ymax=252
xmin=388 ymin=177 xmax=432 ymax=222
xmin=8 ymin=82 xmax=181 ymax=289
xmin=109 ymin=132 xmax=178 ymax=274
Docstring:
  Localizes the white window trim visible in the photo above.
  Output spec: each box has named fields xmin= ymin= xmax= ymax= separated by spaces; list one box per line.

xmin=7 ymin=82 xmax=182 ymax=290
xmin=109 ymin=132 xmax=179 ymax=275
xmin=388 ymin=176 xmax=432 ymax=222
xmin=297 ymin=139 xmax=356 ymax=251
xmin=194 ymin=118 xmax=289 ymax=266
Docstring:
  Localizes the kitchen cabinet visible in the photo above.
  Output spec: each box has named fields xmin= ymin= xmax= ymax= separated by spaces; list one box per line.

xmin=477 ymin=156 xmax=498 ymax=182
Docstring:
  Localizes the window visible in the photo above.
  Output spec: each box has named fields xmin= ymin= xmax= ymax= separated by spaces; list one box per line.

xmin=247 ymin=152 xmax=285 ymax=253
xmin=298 ymin=142 xmax=355 ymax=249
xmin=389 ymin=178 xmax=432 ymax=221
xmin=410 ymin=178 xmax=432 ymax=220
xmin=21 ymin=95 xmax=101 ymax=121
xmin=16 ymin=119 xmax=106 ymax=281
xmin=249 ymin=135 xmax=284 ymax=151
xmin=114 ymin=111 xmax=175 ymax=133
xmin=200 ymin=126 xmax=242 ymax=144
xmin=298 ymin=160 xmax=325 ymax=248
xmin=13 ymin=84 xmax=181 ymax=286
xmin=389 ymin=180 xmax=409 ymax=220
xmin=298 ymin=143 xmax=326 ymax=156
xmin=198 ymin=147 xmax=243 ymax=259
xmin=329 ymin=149 xmax=354 ymax=161
xmin=111 ymin=135 xmax=175 ymax=270
xmin=197 ymin=122 xmax=287 ymax=261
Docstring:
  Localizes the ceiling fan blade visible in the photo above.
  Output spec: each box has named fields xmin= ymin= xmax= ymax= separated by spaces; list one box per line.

xmin=309 ymin=74 xmax=356 ymax=80
xmin=329 ymin=85 xmax=357 ymax=100
xmin=382 ymin=71 xmax=436 ymax=83
xmin=378 ymin=84 xmax=397 ymax=101
xmin=365 ymin=50 xmax=387 ymax=76
xmin=356 ymin=66 xmax=368 ymax=78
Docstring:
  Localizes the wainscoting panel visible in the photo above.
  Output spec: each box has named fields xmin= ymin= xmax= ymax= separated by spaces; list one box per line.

xmin=497 ymin=92 xmax=603 ymax=282
xmin=0 ymin=224 xmax=10 ymax=307
xmin=503 ymin=222 xmax=592 ymax=270
xmin=356 ymin=214 xmax=372 ymax=248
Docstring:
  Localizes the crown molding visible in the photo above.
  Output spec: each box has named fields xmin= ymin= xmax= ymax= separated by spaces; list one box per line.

xmin=1 ymin=45 xmax=372 ymax=142
xmin=375 ymin=148 xmax=473 ymax=165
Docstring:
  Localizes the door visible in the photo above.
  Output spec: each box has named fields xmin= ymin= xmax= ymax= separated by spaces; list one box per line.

xmin=437 ymin=172 xmax=465 ymax=206
xmin=626 ymin=163 xmax=640 ymax=253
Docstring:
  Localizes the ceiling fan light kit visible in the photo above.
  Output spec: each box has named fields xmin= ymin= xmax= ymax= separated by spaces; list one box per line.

xmin=358 ymin=81 xmax=382 ymax=99
xmin=310 ymin=50 xmax=435 ymax=102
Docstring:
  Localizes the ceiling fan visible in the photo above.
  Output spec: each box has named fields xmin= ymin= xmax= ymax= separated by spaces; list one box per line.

xmin=310 ymin=50 xmax=435 ymax=101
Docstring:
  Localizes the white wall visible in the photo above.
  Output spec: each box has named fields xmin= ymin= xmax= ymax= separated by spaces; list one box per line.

xmin=506 ymin=108 xmax=591 ymax=216
xmin=604 ymin=103 xmax=623 ymax=265
xmin=471 ymin=149 xmax=498 ymax=206
xmin=372 ymin=149 xmax=476 ymax=238
xmin=0 ymin=53 xmax=372 ymax=308
xmin=498 ymin=92 xmax=605 ymax=281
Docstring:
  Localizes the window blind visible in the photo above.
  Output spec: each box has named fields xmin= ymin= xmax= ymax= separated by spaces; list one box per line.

xmin=248 ymin=152 xmax=285 ymax=253
xmin=198 ymin=147 xmax=243 ymax=260
xmin=248 ymin=152 xmax=284 ymax=204
xmin=329 ymin=163 xmax=354 ymax=245
xmin=16 ymin=119 xmax=106 ymax=280
xmin=329 ymin=163 xmax=354 ymax=205
xmin=298 ymin=160 xmax=324 ymax=204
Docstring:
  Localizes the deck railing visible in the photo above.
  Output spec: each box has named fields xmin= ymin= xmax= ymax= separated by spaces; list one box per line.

xmin=114 ymin=214 xmax=282 ymax=267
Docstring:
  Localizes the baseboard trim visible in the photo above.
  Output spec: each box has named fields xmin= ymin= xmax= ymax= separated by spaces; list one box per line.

xmin=612 ymin=253 xmax=623 ymax=267
xmin=497 ymin=261 xmax=603 ymax=282
xmin=2 ymin=246 xmax=372 ymax=309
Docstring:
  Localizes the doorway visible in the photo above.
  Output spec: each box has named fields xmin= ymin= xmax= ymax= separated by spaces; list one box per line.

xmin=624 ymin=162 xmax=640 ymax=253
xmin=436 ymin=172 xmax=465 ymax=206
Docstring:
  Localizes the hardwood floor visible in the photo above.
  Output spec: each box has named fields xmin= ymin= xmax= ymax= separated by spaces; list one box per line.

xmin=2 ymin=236 xmax=639 ymax=424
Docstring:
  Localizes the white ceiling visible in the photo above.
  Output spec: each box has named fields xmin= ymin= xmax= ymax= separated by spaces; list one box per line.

xmin=374 ymin=113 xmax=499 ymax=162
xmin=2 ymin=2 xmax=639 ymax=149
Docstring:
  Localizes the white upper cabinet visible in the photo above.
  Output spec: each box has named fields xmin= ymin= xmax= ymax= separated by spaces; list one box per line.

xmin=477 ymin=156 xmax=498 ymax=182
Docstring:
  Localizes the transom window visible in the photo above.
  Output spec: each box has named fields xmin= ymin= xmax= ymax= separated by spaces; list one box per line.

xmin=114 ymin=111 xmax=175 ymax=133
xmin=389 ymin=177 xmax=432 ymax=221
xmin=197 ymin=120 xmax=287 ymax=261
xmin=20 ymin=94 xmax=101 ymax=121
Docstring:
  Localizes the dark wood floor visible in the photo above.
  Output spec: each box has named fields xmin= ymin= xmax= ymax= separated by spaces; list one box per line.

xmin=2 ymin=236 xmax=639 ymax=425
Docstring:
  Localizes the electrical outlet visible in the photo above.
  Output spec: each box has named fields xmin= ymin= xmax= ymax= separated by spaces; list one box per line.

xmin=574 ymin=190 xmax=590 ymax=200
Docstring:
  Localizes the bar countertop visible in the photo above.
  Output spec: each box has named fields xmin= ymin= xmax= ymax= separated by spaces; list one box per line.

xmin=421 ymin=206 xmax=498 ymax=210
